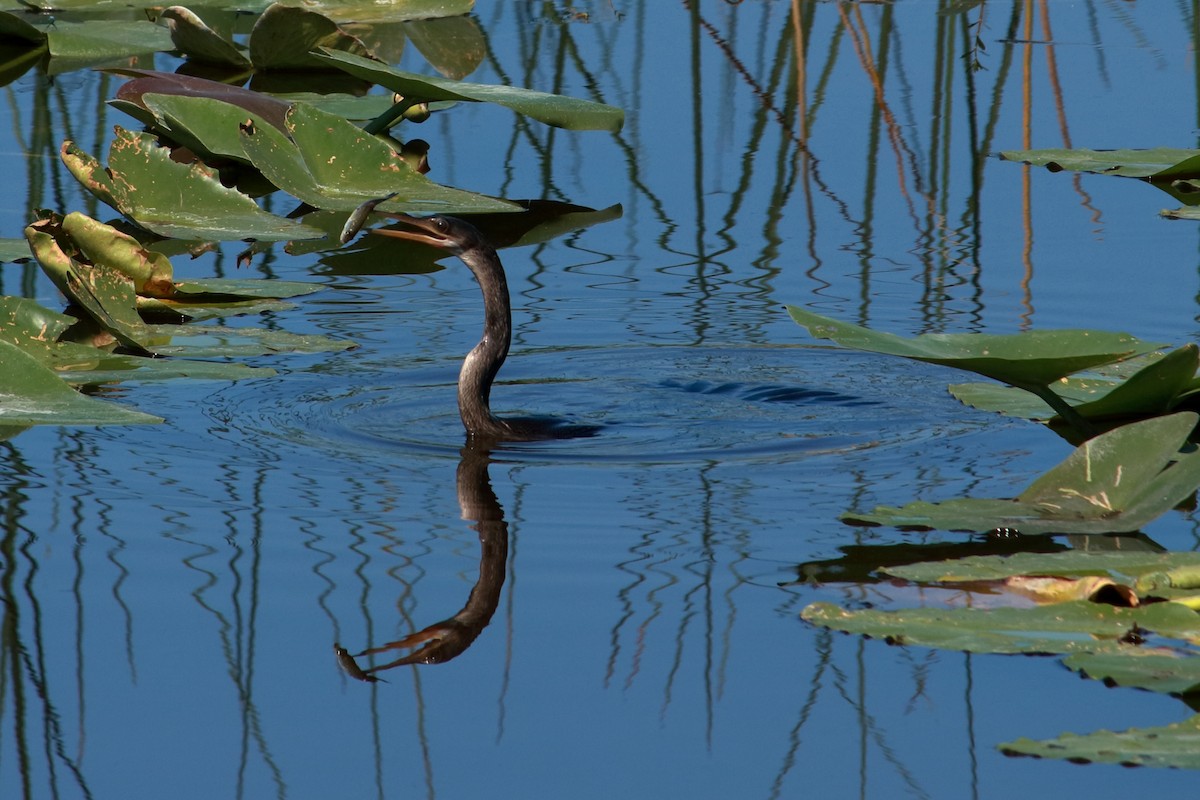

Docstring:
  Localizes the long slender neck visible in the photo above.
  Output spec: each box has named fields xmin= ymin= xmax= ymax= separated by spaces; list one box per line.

xmin=457 ymin=245 xmax=512 ymax=437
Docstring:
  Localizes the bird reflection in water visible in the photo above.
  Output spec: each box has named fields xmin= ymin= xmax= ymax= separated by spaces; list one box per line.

xmin=336 ymin=444 xmax=507 ymax=681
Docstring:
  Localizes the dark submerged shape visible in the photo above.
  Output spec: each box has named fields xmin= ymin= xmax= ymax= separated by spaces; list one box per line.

xmin=374 ymin=213 xmax=599 ymax=442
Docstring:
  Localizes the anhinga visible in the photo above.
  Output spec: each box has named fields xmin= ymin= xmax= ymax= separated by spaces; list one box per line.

xmin=372 ymin=213 xmax=597 ymax=442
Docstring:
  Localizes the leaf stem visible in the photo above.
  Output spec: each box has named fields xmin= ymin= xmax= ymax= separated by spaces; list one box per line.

xmin=364 ymin=98 xmax=417 ymax=136
xmin=1022 ymin=382 xmax=1099 ymax=440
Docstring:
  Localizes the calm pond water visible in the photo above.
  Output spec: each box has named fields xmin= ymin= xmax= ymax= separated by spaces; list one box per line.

xmin=3 ymin=1 xmax=1200 ymax=798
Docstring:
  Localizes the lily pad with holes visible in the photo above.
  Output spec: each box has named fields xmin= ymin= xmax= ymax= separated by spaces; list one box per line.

xmin=1001 ymin=715 xmax=1200 ymax=769
xmin=61 ymin=128 xmax=324 ymax=242
xmin=999 ymin=147 xmax=1200 ymax=180
xmin=237 ymin=102 xmax=520 ymax=213
xmin=841 ymin=413 xmax=1200 ymax=534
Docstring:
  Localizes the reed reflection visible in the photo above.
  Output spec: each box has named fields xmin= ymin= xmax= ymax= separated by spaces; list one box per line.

xmin=336 ymin=443 xmax=507 ymax=680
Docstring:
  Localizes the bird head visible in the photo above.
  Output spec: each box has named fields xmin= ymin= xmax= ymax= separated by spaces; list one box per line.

xmin=372 ymin=214 xmax=488 ymax=256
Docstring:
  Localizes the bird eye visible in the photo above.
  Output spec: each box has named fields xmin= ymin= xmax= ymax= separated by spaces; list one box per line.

xmin=435 ymin=218 xmax=449 ymax=232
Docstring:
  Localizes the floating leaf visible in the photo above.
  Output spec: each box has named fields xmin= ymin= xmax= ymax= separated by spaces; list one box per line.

xmin=44 ymin=18 xmax=174 ymax=68
xmin=237 ymin=102 xmax=520 ymax=213
xmin=25 ymin=218 xmax=153 ymax=351
xmin=1064 ymin=652 xmax=1200 ymax=696
xmin=0 ymin=238 xmax=30 ymax=262
xmin=272 ymin=0 xmax=476 ymax=24
xmin=0 ymin=339 xmax=161 ymax=426
xmin=1001 ymin=715 xmax=1200 ymax=769
xmin=999 ymin=148 xmax=1200 ymax=179
xmin=312 ymin=48 xmax=625 ymax=132
xmin=787 ymin=307 xmax=1159 ymax=389
xmin=841 ymin=413 xmax=1200 ymax=534
xmin=112 ymin=68 xmax=292 ymax=135
xmin=145 ymin=325 xmax=355 ymax=357
xmin=886 ymin=551 xmax=1200 ymax=586
xmin=159 ymin=6 xmax=252 ymax=68
xmin=62 ymin=212 xmax=174 ymax=296
xmin=403 ymin=15 xmax=484 ymax=79
xmin=950 ymin=345 xmax=1200 ymax=423
xmin=60 ymin=356 xmax=275 ymax=385
xmin=801 ymin=600 xmax=1200 ymax=655
xmin=249 ymin=3 xmax=371 ymax=70
xmin=62 ymin=128 xmax=324 ymax=242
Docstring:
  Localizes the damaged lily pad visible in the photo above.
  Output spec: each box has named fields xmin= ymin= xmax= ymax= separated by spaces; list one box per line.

xmin=237 ymin=102 xmax=520 ymax=213
xmin=61 ymin=128 xmax=324 ymax=242
xmin=1001 ymin=715 xmax=1200 ymax=769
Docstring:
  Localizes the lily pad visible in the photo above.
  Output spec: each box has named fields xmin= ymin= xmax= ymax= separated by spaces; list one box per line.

xmin=999 ymin=148 xmax=1200 ymax=180
xmin=801 ymin=599 xmax=1200 ymax=655
xmin=949 ymin=345 xmax=1200 ymax=423
xmin=145 ymin=325 xmax=355 ymax=357
xmin=60 ymin=356 xmax=275 ymax=385
xmin=841 ymin=413 xmax=1200 ymax=534
xmin=312 ymin=48 xmax=625 ymax=132
xmin=787 ymin=307 xmax=1159 ymax=389
xmin=0 ymin=238 xmax=30 ymax=262
xmin=237 ymin=102 xmax=520 ymax=213
xmin=0 ymin=339 xmax=161 ymax=426
xmin=159 ymin=6 xmax=252 ymax=68
xmin=1001 ymin=715 xmax=1200 ymax=769
xmin=25 ymin=218 xmax=153 ymax=352
xmin=887 ymin=551 xmax=1200 ymax=586
xmin=61 ymin=128 xmax=324 ymax=241
xmin=272 ymin=0 xmax=476 ymax=25
xmin=1064 ymin=652 xmax=1200 ymax=696
xmin=249 ymin=3 xmax=371 ymax=70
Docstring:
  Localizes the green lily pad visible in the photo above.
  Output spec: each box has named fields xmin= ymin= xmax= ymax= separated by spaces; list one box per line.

xmin=1064 ymin=652 xmax=1200 ymax=696
xmin=403 ymin=15 xmax=484 ymax=80
xmin=950 ymin=345 xmax=1199 ymax=422
xmin=62 ymin=127 xmax=324 ymax=242
xmin=159 ymin=6 xmax=252 ymax=68
xmin=249 ymin=3 xmax=371 ymax=70
xmin=886 ymin=551 xmax=1200 ymax=586
xmin=237 ymin=101 xmax=520 ymax=213
xmin=45 ymin=18 xmax=174 ymax=65
xmin=841 ymin=413 xmax=1200 ymax=534
xmin=145 ymin=325 xmax=355 ymax=357
xmin=0 ymin=339 xmax=161 ymax=426
xmin=312 ymin=48 xmax=625 ymax=132
xmin=0 ymin=238 xmax=30 ymax=262
xmin=801 ymin=599 xmax=1200 ymax=655
xmin=62 ymin=211 xmax=175 ymax=296
xmin=25 ymin=218 xmax=153 ymax=352
xmin=112 ymin=68 xmax=293 ymax=136
xmin=272 ymin=0 xmax=476 ymax=24
xmin=60 ymin=355 xmax=275 ymax=385
xmin=0 ymin=11 xmax=46 ymax=44
xmin=1001 ymin=714 xmax=1200 ymax=769
xmin=787 ymin=307 xmax=1160 ymax=389
xmin=999 ymin=148 xmax=1200 ymax=180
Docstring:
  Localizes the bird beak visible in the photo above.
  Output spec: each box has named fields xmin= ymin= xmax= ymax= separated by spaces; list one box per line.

xmin=372 ymin=213 xmax=453 ymax=248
